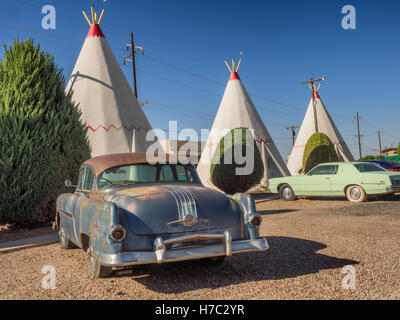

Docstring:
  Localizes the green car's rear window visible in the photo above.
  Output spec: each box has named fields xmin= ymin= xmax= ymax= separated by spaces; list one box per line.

xmin=354 ymin=163 xmax=386 ymax=172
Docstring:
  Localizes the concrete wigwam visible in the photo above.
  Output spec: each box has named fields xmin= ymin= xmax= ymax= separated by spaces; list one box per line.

xmin=287 ymin=81 xmax=354 ymax=175
xmin=197 ymin=59 xmax=290 ymax=190
xmin=66 ymin=6 xmax=153 ymax=157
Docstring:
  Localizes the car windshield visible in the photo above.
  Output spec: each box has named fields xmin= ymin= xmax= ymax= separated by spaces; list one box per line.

xmin=354 ymin=163 xmax=386 ymax=173
xmin=97 ymin=163 xmax=200 ymax=190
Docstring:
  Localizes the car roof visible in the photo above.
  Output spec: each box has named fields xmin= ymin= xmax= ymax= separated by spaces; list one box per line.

xmin=314 ymin=162 xmax=349 ymax=165
xmin=83 ymin=153 xmax=178 ymax=176
xmin=314 ymin=162 xmax=372 ymax=166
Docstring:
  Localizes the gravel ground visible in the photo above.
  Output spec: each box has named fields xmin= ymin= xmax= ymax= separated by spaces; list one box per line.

xmin=0 ymin=197 xmax=399 ymax=300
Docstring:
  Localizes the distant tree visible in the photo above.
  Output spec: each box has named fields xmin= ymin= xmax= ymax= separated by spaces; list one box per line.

xmin=210 ymin=128 xmax=264 ymax=195
xmin=302 ymin=133 xmax=339 ymax=173
xmin=398 ymin=141 xmax=400 ymax=156
xmin=0 ymin=39 xmax=91 ymax=226
xmin=357 ymin=155 xmax=384 ymax=162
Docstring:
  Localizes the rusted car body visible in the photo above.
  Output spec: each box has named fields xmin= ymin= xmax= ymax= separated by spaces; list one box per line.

xmin=56 ymin=153 xmax=268 ymax=278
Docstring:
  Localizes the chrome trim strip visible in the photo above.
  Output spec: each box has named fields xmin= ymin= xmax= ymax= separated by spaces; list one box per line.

xmin=163 ymin=185 xmax=198 ymax=221
xmin=58 ymin=209 xmax=73 ymax=219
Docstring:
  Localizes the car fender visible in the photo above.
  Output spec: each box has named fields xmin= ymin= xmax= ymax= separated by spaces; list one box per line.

xmin=79 ymin=199 xmax=123 ymax=254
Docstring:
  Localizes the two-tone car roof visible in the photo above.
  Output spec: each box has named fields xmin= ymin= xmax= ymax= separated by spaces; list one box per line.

xmin=83 ymin=153 xmax=177 ymax=176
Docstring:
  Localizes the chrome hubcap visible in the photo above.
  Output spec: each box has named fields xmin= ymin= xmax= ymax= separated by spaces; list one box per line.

xmin=282 ymin=187 xmax=293 ymax=199
xmin=350 ymin=187 xmax=361 ymax=200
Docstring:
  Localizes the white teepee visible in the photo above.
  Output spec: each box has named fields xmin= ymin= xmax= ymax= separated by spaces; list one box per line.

xmin=66 ymin=7 xmax=153 ymax=158
xmin=287 ymin=91 xmax=354 ymax=175
xmin=197 ymin=60 xmax=290 ymax=190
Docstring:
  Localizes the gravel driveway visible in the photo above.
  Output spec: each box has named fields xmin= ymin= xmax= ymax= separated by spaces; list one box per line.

xmin=0 ymin=197 xmax=399 ymax=300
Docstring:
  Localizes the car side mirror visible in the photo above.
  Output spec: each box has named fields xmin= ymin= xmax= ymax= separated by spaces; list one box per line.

xmin=65 ymin=180 xmax=77 ymax=188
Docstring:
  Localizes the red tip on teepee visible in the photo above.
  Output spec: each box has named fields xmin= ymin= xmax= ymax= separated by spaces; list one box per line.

xmin=87 ymin=24 xmax=105 ymax=38
xmin=229 ymin=72 xmax=240 ymax=81
xmin=315 ymin=92 xmax=320 ymax=99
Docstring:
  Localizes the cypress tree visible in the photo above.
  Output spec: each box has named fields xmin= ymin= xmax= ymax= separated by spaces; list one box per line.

xmin=0 ymin=39 xmax=91 ymax=225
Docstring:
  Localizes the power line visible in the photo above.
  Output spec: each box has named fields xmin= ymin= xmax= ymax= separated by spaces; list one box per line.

xmin=142 ymin=54 xmax=224 ymax=87
xmin=2 ymin=17 xmax=392 ymax=136
xmin=136 ymin=68 xmax=221 ymax=97
xmin=145 ymin=102 xmax=289 ymax=127
xmin=0 ymin=21 xmax=344 ymax=119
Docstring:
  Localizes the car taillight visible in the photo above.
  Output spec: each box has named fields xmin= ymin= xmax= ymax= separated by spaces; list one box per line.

xmin=249 ymin=215 xmax=262 ymax=227
xmin=389 ymin=169 xmax=400 ymax=172
xmin=247 ymin=213 xmax=262 ymax=228
xmin=110 ymin=226 xmax=126 ymax=242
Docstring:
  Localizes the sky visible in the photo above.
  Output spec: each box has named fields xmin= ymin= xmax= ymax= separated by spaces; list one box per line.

xmin=1 ymin=0 xmax=400 ymax=160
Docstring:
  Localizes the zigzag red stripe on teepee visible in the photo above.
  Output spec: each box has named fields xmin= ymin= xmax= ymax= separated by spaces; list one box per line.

xmin=293 ymin=141 xmax=347 ymax=149
xmin=87 ymin=125 xmax=149 ymax=132
xmin=207 ymin=138 xmax=273 ymax=148
xmin=255 ymin=138 xmax=273 ymax=144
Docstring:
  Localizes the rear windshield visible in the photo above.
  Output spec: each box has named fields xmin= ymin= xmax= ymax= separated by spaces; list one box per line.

xmin=354 ymin=163 xmax=386 ymax=173
xmin=98 ymin=163 xmax=200 ymax=190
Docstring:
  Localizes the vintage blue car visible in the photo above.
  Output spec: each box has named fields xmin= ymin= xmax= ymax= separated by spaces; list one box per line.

xmin=56 ymin=153 xmax=268 ymax=278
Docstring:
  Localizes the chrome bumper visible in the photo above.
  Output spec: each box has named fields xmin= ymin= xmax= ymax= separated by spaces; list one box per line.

xmin=99 ymin=231 xmax=269 ymax=267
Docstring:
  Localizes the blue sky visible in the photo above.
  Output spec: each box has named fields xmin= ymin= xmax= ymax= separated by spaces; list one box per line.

xmin=1 ymin=0 xmax=400 ymax=160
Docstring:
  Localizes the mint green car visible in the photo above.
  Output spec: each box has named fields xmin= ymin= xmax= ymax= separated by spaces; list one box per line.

xmin=268 ymin=162 xmax=400 ymax=203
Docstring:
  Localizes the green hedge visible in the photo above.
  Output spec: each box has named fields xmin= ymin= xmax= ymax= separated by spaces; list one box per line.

xmin=302 ymin=133 xmax=339 ymax=174
xmin=210 ymin=128 xmax=264 ymax=195
xmin=0 ymin=39 xmax=91 ymax=226
xmin=357 ymin=155 xmax=383 ymax=162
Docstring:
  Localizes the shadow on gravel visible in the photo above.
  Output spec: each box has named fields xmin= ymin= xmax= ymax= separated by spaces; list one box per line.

xmin=258 ymin=209 xmax=298 ymax=215
xmin=124 ymin=236 xmax=358 ymax=294
xmin=303 ymin=197 xmax=347 ymax=202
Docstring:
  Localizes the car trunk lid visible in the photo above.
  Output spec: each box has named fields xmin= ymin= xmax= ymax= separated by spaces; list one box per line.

xmin=104 ymin=184 xmax=241 ymax=236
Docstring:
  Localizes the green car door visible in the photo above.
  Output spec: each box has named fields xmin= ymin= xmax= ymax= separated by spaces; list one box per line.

xmin=301 ymin=164 xmax=339 ymax=195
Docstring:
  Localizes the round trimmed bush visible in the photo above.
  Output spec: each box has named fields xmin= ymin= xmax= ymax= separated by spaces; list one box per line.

xmin=302 ymin=132 xmax=339 ymax=174
xmin=210 ymin=128 xmax=264 ymax=194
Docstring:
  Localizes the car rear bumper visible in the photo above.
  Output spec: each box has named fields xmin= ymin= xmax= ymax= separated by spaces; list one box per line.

xmin=99 ymin=231 xmax=269 ymax=267
xmin=386 ymin=186 xmax=400 ymax=193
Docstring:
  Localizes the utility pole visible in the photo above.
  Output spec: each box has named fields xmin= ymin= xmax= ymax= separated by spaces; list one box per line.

xmin=123 ymin=32 xmax=144 ymax=98
xmin=355 ymin=112 xmax=362 ymax=159
xmin=300 ymin=76 xmax=325 ymax=133
xmin=286 ymin=125 xmax=300 ymax=146
xmin=378 ymin=130 xmax=382 ymax=156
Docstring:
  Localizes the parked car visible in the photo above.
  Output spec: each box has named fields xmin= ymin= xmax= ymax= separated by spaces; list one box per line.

xmin=267 ymin=162 xmax=400 ymax=203
xmin=56 ymin=153 xmax=268 ymax=278
xmin=361 ymin=159 xmax=400 ymax=172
